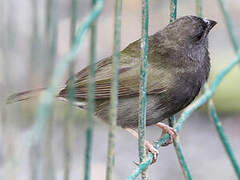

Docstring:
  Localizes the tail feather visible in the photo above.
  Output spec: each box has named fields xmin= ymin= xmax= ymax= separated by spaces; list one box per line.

xmin=6 ymin=88 xmax=46 ymax=104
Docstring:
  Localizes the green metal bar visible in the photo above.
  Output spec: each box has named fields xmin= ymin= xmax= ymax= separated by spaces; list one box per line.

xmin=29 ymin=0 xmax=40 ymax=86
xmin=126 ymin=50 xmax=240 ymax=179
xmin=168 ymin=116 xmax=175 ymax=127
xmin=28 ymin=1 xmax=41 ymax=180
xmin=84 ymin=0 xmax=98 ymax=179
xmin=169 ymin=0 xmax=177 ymax=23
xmin=1 ymin=2 xmax=12 ymax=180
xmin=63 ymin=110 xmax=73 ymax=180
xmin=43 ymin=0 xmax=58 ymax=179
xmin=30 ymin=0 xmax=104 ymax=144
xmin=196 ymin=0 xmax=203 ymax=18
xmin=217 ymin=0 xmax=239 ymax=52
xmin=70 ymin=0 xmax=78 ymax=45
xmin=173 ymin=136 xmax=192 ymax=180
xmin=170 ymin=117 xmax=192 ymax=180
xmin=138 ymin=0 xmax=149 ymax=179
xmin=45 ymin=0 xmax=58 ymax=81
xmin=63 ymin=0 xmax=78 ymax=179
xmin=44 ymin=117 xmax=55 ymax=180
xmin=208 ymin=100 xmax=240 ymax=179
xmin=169 ymin=1 xmax=192 ymax=179
xmin=106 ymin=0 xmax=122 ymax=179
xmin=168 ymin=0 xmax=177 ymax=134
xmin=168 ymin=0 xmax=177 ymax=128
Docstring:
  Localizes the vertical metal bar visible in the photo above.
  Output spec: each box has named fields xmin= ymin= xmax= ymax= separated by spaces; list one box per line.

xmin=29 ymin=1 xmax=43 ymax=180
xmin=70 ymin=0 xmax=78 ymax=46
xmin=43 ymin=0 xmax=58 ymax=179
xmin=106 ymin=0 xmax=122 ymax=179
xmin=138 ymin=0 xmax=149 ymax=179
xmin=196 ymin=0 xmax=202 ymax=18
xmin=45 ymin=0 xmax=58 ymax=82
xmin=169 ymin=0 xmax=177 ymax=23
xmin=63 ymin=0 xmax=78 ymax=180
xmin=0 ymin=0 xmax=9 ymax=139
xmin=208 ymin=101 xmax=240 ymax=179
xmin=169 ymin=1 xmax=192 ymax=179
xmin=44 ymin=119 xmax=55 ymax=180
xmin=84 ymin=0 xmax=97 ymax=179
xmin=217 ymin=0 xmax=239 ymax=52
xmin=168 ymin=0 xmax=177 ymax=125
xmin=1 ymin=1 xmax=13 ymax=180
xmin=29 ymin=0 xmax=39 ymax=87
xmin=63 ymin=106 xmax=74 ymax=180
xmin=196 ymin=0 xmax=203 ymax=18
xmin=63 ymin=115 xmax=72 ymax=180
xmin=170 ymin=117 xmax=192 ymax=180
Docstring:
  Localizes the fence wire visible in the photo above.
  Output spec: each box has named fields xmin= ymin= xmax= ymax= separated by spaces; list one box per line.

xmin=126 ymin=50 xmax=240 ymax=179
xmin=126 ymin=0 xmax=240 ymax=178
xmin=138 ymin=0 xmax=149 ymax=179
xmin=29 ymin=0 xmax=103 ymax=144
xmin=24 ymin=0 xmax=240 ymax=179
xmin=168 ymin=0 xmax=192 ymax=179
xmin=84 ymin=0 xmax=98 ymax=179
xmin=106 ymin=0 xmax=122 ymax=180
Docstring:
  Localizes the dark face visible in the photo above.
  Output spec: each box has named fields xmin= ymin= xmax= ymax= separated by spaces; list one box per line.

xmin=163 ymin=15 xmax=217 ymax=48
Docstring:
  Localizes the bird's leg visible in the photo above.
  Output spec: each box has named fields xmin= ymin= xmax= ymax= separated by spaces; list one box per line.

xmin=155 ymin=122 xmax=177 ymax=146
xmin=125 ymin=128 xmax=159 ymax=164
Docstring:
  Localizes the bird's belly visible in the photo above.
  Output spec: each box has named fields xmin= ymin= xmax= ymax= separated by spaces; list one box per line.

xmin=95 ymin=77 xmax=203 ymax=128
xmin=95 ymin=95 xmax=166 ymax=128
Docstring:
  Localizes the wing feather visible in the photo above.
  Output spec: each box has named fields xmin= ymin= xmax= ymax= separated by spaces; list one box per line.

xmin=59 ymin=36 xmax=172 ymax=100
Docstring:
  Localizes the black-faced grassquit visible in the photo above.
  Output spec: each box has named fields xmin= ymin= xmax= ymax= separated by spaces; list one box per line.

xmin=7 ymin=15 xmax=217 ymax=163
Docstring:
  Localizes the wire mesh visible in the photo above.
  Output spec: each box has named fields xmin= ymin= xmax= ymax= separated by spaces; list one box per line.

xmin=168 ymin=1 xmax=192 ymax=179
xmin=138 ymin=0 xmax=149 ymax=179
xmin=29 ymin=0 xmax=104 ymax=145
xmin=198 ymin=0 xmax=240 ymax=178
xmin=106 ymin=0 xmax=122 ymax=180
xmin=126 ymin=0 xmax=240 ymax=178
xmin=126 ymin=50 xmax=240 ymax=179
xmin=5 ymin=0 xmax=240 ymax=179
xmin=84 ymin=0 xmax=98 ymax=179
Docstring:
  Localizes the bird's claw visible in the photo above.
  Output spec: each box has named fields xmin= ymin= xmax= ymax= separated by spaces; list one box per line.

xmin=133 ymin=141 xmax=159 ymax=166
xmin=160 ymin=124 xmax=177 ymax=146
xmin=144 ymin=141 xmax=159 ymax=164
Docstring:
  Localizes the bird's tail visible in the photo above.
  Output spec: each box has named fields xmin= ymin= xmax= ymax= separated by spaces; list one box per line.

xmin=6 ymin=87 xmax=47 ymax=104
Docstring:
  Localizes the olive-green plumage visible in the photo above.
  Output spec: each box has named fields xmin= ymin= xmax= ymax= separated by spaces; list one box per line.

xmin=59 ymin=15 xmax=216 ymax=128
xmin=7 ymin=16 xmax=217 ymax=129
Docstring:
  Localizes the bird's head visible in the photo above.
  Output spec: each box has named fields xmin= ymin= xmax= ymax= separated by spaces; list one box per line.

xmin=163 ymin=15 xmax=217 ymax=48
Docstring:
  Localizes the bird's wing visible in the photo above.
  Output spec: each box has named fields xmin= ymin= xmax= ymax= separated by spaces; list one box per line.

xmin=59 ymin=38 xmax=172 ymax=100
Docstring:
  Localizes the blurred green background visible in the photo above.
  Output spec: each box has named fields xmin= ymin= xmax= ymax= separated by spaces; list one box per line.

xmin=0 ymin=0 xmax=239 ymax=180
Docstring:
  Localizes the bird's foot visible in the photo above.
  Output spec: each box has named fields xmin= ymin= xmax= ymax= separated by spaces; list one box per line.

xmin=144 ymin=141 xmax=159 ymax=164
xmin=155 ymin=122 xmax=177 ymax=146
xmin=125 ymin=128 xmax=159 ymax=164
xmin=132 ymin=141 xmax=159 ymax=166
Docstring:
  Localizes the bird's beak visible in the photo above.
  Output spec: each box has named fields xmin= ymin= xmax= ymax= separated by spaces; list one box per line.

xmin=204 ymin=18 xmax=217 ymax=30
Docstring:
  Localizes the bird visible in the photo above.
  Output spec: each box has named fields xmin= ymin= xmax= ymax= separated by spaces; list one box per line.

xmin=7 ymin=15 xmax=217 ymax=163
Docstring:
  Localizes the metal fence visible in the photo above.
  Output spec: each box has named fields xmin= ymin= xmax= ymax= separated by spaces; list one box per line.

xmin=2 ymin=0 xmax=240 ymax=180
